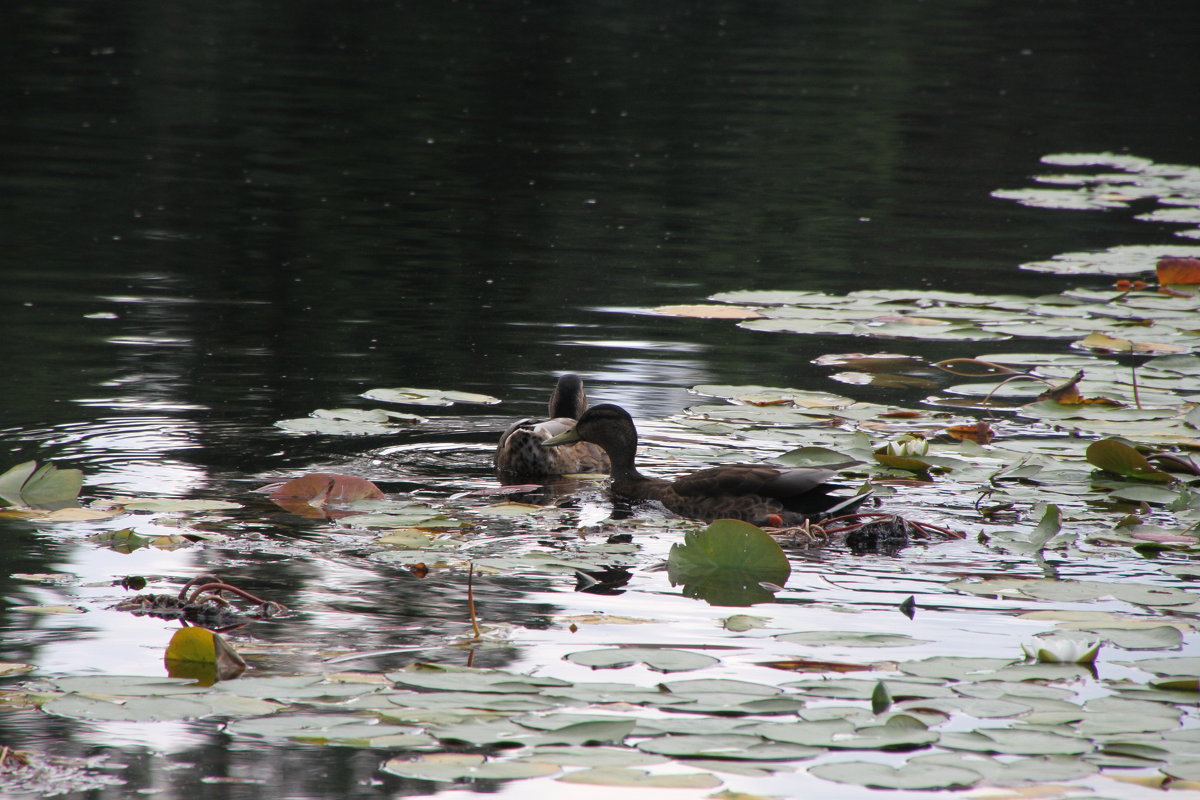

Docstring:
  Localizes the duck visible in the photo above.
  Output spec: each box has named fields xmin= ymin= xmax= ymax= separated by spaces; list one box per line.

xmin=494 ymin=374 xmax=611 ymax=478
xmin=543 ymin=403 xmax=867 ymax=526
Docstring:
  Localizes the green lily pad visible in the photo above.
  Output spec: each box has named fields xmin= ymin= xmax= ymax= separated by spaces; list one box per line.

xmin=666 ymin=519 xmax=791 ymax=607
xmin=939 ymin=728 xmax=1091 ymax=755
xmin=388 ymin=665 xmax=570 ymax=693
xmin=1087 ymin=438 xmax=1174 ymax=482
xmin=565 ymin=647 xmax=719 ymax=673
xmin=809 ymin=759 xmax=981 ymax=790
xmin=556 ymin=767 xmax=722 ymax=788
xmin=775 ymin=631 xmax=929 ymax=648
xmin=635 ymin=734 xmax=820 ymax=761
xmin=380 ymin=753 xmax=559 ymax=782
xmin=908 ymin=752 xmax=1098 ymax=786
xmin=361 ymin=387 xmax=501 ymax=406
xmin=0 ymin=461 xmax=83 ymax=508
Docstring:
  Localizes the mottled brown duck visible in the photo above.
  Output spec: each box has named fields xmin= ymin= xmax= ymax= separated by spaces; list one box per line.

xmin=543 ymin=403 xmax=865 ymax=525
xmin=494 ymin=374 xmax=611 ymax=478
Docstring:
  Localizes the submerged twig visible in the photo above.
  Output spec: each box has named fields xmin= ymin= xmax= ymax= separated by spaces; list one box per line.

xmin=467 ymin=563 xmax=481 ymax=639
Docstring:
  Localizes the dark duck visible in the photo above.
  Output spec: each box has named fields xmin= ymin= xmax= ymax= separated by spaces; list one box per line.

xmin=543 ymin=403 xmax=867 ymax=526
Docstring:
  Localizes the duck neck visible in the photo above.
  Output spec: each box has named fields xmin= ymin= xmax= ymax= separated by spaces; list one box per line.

xmin=607 ymin=450 xmax=646 ymax=484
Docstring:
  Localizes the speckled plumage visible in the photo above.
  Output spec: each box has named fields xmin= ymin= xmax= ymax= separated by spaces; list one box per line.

xmin=544 ymin=403 xmax=865 ymax=525
xmin=494 ymin=374 xmax=611 ymax=478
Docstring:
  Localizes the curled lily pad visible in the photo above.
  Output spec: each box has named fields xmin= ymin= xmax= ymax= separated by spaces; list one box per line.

xmin=1086 ymin=439 xmax=1174 ymax=482
xmin=0 ymin=461 xmax=83 ymax=508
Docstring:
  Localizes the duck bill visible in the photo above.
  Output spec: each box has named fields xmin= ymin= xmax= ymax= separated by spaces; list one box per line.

xmin=541 ymin=428 xmax=582 ymax=446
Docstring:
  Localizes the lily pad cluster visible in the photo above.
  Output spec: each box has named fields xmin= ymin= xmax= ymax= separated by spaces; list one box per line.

xmin=11 ymin=620 xmax=1200 ymax=794
xmin=991 ymin=152 xmax=1200 ymax=244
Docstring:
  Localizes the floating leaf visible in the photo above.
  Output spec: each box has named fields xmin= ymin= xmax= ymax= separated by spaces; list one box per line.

xmin=1086 ymin=439 xmax=1174 ymax=482
xmin=0 ymin=461 xmax=83 ymax=508
xmin=939 ymin=729 xmax=1091 ymax=755
xmin=361 ymin=387 xmax=501 ymax=406
xmin=809 ymin=759 xmax=980 ymax=790
xmin=666 ymin=519 xmax=791 ymax=607
xmin=650 ymin=304 xmax=762 ymax=319
xmin=263 ymin=473 xmax=385 ymax=505
xmin=565 ymin=647 xmax=719 ymax=673
xmin=636 ymin=734 xmax=820 ymax=761
xmin=164 ymin=627 xmax=246 ymax=682
xmin=556 ymin=767 xmax=721 ymax=788
xmin=1158 ymin=256 xmax=1200 ymax=285
xmin=117 ymin=498 xmax=242 ymax=512
xmin=775 ymin=631 xmax=928 ymax=648
xmin=381 ymin=753 xmax=560 ymax=781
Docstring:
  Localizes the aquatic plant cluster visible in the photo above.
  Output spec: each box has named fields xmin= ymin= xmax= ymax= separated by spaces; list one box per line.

xmin=2 ymin=153 xmax=1199 ymax=797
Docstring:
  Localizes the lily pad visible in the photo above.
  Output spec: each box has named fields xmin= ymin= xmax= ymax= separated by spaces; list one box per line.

xmin=775 ymin=631 xmax=928 ymax=648
xmin=809 ymin=760 xmax=981 ymax=790
xmin=380 ymin=753 xmax=559 ymax=782
xmin=0 ymin=461 xmax=83 ymax=508
xmin=361 ymin=387 xmax=501 ymax=406
xmin=565 ymin=647 xmax=720 ymax=673
xmin=556 ymin=767 xmax=722 ymax=788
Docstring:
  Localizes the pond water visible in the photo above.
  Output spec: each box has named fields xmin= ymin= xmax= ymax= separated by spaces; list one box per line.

xmin=2 ymin=2 xmax=1200 ymax=798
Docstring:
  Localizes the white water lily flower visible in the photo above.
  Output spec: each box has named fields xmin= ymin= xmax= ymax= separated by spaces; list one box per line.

xmin=887 ymin=435 xmax=929 ymax=458
xmin=1021 ymin=636 xmax=1101 ymax=664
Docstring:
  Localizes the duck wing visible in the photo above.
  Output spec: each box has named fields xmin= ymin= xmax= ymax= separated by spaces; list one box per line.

xmin=497 ymin=417 xmax=610 ymax=476
xmin=669 ymin=465 xmax=834 ymax=499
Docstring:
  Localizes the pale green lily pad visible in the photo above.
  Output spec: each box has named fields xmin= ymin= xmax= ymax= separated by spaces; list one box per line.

xmin=118 ymin=498 xmax=242 ymax=512
xmin=721 ymin=614 xmax=770 ymax=631
xmin=556 ymin=767 xmax=722 ymax=788
xmin=226 ymin=714 xmax=430 ymax=746
xmin=783 ymin=679 xmax=954 ymax=701
xmin=939 ymin=728 xmax=1091 ymax=755
xmin=632 ymin=718 xmax=757 ymax=736
xmin=898 ymin=657 xmax=1016 ymax=680
xmin=809 ymin=759 xmax=981 ymax=790
xmin=908 ymin=752 xmax=1098 ymax=786
xmin=776 ymin=631 xmax=928 ymax=647
xmin=689 ymin=384 xmax=854 ymax=408
xmin=275 ymin=408 xmax=425 ymax=435
xmin=660 ymin=678 xmax=780 ymax=698
xmin=379 ymin=690 xmax=555 ymax=713
xmin=893 ymin=696 xmax=1032 ymax=719
xmin=1121 ymin=656 xmax=1200 ymax=676
xmin=947 ymin=577 xmax=1198 ymax=606
xmin=635 ymin=734 xmax=821 ymax=761
xmin=565 ymin=647 xmax=719 ymax=673
xmin=44 ymin=694 xmax=221 ymax=722
xmin=48 ymin=676 xmax=206 ymax=696
xmin=380 ymin=753 xmax=559 ymax=782
xmin=521 ymin=746 xmax=669 ymax=768
xmin=1162 ymin=760 xmax=1200 ymax=781
xmin=759 ymin=714 xmax=938 ymax=750
xmin=210 ymin=676 xmax=381 ymax=701
xmin=388 ymin=665 xmax=570 ymax=693
xmin=0 ymin=461 xmax=83 ymax=508
xmin=1070 ymin=625 xmax=1183 ymax=650
xmin=361 ymin=387 xmax=501 ymax=406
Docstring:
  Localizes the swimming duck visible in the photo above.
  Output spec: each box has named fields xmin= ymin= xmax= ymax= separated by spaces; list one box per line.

xmin=494 ymin=374 xmax=611 ymax=478
xmin=543 ymin=403 xmax=866 ymax=525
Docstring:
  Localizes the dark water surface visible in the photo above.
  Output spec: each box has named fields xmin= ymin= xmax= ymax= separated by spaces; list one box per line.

xmin=2 ymin=1 xmax=1199 ymax=798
